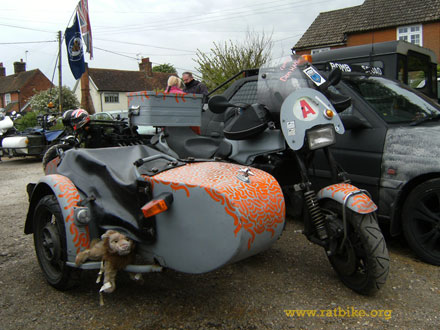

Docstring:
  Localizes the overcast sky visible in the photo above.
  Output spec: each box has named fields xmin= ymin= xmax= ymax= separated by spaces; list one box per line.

xmin=0 ymin=0 xmax=364 ymax=88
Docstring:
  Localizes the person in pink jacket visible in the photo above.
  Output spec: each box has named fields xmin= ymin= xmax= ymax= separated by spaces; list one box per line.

xmin=165 ymin=76 xmax=185 ymax=94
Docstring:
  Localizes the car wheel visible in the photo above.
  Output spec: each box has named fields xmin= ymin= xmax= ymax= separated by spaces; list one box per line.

xmin=33 ymin=195 xmax=78 ymax=289
xmin=402 ymin=178 xmax=440 ymax=265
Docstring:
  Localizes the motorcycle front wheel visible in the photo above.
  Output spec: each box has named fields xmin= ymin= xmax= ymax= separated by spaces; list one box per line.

xmin=322 ymin=201 xmax=389 ymax=295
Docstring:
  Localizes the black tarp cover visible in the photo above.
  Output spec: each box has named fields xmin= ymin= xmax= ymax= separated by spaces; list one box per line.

xmin=57 ymin=145 xmax=167 ymax=234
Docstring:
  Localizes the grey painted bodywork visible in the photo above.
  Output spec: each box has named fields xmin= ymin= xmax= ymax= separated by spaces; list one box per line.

xmin=28 ymin=146 xmax=286 ymax=274
xmin=380 ymin=125 xmax=440 ymax=228
xmin=227 ymin=129 xmax=286 ymax=165
xmin=280 ymin=88 xmax=345 ymax=151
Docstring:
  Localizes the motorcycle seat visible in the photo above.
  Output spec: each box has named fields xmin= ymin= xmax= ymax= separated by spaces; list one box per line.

xmin=163 ymin=127 xmax=231 ymax=159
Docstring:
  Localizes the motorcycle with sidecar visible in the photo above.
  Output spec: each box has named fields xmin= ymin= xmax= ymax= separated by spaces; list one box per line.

xmin=1 ymin=113 xmax=64 ymax=159
xmin=25 ymin=55 xmax=389 ymax=296
xmin=141 ymin=55 xmax=390 ymax=294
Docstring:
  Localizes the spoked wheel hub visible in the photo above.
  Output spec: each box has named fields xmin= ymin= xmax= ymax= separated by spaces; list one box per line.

xmin=41 ymin=223 xmax=61 ymax=263
xmin=33 ymin=195 xmax=77 ymax=290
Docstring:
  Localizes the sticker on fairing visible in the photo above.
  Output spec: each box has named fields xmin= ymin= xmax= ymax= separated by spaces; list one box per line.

xmin=293 ymin=97 xmax=319 ymax=121
xmin=286 ymin=121 xmax=296 ymax=136
xmin=303 ymin=66 xmax=326 ymax=86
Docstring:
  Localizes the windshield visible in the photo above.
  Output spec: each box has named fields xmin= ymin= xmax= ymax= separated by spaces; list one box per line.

xmin=342 ymin=75 xmax=440 ymax=124
xmin=257 ymin=55 xmax=319 ymax=113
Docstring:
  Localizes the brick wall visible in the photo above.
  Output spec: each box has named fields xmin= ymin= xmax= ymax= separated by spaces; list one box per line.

xmin=347 ymin=22 xmax=440 ymax=63
xmin=423 ymin=21 xmax=440 ymax=63
xmin=20 ymin=71 xmax=53 ymax=111
xmin=297 ymin=22 xmax=440 ymax=63
xmin=347 ymin=29 xmax=396 ymax=46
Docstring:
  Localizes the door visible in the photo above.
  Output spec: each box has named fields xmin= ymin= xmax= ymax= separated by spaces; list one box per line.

xmin=311 ymin=80 xmax=387 ymax=203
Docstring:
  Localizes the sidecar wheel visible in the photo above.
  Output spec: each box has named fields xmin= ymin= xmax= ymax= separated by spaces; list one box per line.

xmin=33 ymin=195 xmax=76 ymax=290
xmin=323 ymin=201 xmax=389 ymax=295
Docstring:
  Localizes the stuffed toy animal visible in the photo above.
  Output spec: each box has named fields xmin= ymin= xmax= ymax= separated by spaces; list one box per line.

xmin=75 ymin=230 xmax=136 ymax=300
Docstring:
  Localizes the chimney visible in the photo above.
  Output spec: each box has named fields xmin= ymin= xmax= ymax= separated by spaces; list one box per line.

xmin=80 ymin=63 xmax=96 ymax=114
xmin=139 ymin=57 xmax=153 ymax=77
xmin=14 ymin=59 xmax=26 ymax=74
xmin=0 ymin=62 xmax=5 ymax=77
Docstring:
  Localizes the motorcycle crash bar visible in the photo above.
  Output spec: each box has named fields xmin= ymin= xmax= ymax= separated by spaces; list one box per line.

xmin=141 ymin=192 xmax=174 ymax=218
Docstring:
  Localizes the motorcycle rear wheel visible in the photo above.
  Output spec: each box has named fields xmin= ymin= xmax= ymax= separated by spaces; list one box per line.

xmin=322 ymin=201 xmax=389 ymax=295
xmin=33 ymin=195 xmax=77 ymax=290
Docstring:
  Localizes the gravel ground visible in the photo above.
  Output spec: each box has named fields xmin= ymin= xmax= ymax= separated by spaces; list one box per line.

xmin=0 ymin=157 xmax=439 ymax=330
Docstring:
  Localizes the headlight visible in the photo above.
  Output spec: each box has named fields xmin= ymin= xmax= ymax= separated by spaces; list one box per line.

xmin=306 ymin=125 xmax=336 ymax=150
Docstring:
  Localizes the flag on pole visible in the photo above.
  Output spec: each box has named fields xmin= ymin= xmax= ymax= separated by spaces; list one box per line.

xmin=77 ymin=0 xmax=93 ymax=59
xmin=65 ymin=15 xmax=85 ymax=80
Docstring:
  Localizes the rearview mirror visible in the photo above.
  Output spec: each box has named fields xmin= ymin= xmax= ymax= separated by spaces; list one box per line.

xmin=341 ymin=115 xmax=371 ymax=130
xmin=327 ymin=68 xmax=342 ymax=86
xmin=208 ymin=95 xmax=236 ymax=114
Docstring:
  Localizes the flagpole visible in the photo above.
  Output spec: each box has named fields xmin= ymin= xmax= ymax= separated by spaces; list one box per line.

xmin=58 ymin=30 xmax=63 ymax=113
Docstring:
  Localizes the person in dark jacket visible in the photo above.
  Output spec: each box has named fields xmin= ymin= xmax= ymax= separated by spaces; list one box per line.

xmin=182 ymin=72 xmax=208 ymax=95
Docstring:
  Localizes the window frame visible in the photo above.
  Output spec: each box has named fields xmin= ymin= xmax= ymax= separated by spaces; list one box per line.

xmin=104 ymin=92 xmax=119 ymax=104
xmin=397 ymin=24 xmax=423 ymax=46
xmin=5 ymin=93 xmax=11 ymax=105
xmin=311 ymin=47 xmax=330 ymax=55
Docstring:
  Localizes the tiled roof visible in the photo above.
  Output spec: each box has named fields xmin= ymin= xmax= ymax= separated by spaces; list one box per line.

xmin=88 ymin=68 xmax=170 ymax=92
xmin=293 ymin=0 xmax=440 ymax=51
xmin=294 ymin=6 xmax=361 ymax=50
xmin=0 ymin=69 xmax=39 ymax=93
xmin=348 ymin=0 xmax=440 ymax=32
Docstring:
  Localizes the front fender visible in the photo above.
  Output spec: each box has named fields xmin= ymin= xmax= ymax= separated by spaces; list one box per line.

xmin=317 ymin=183 xmax=377 ymax=214
xmin=25 ymin=174 xmax=90 ymax=262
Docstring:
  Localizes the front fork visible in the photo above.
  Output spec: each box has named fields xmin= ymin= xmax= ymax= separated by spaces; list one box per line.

xmin=293 ymin=148 xmax=377 ymax=252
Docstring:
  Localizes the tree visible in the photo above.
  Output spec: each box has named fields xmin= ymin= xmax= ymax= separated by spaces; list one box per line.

xmin=29 ymin=86 xmax=80 ymax=113
xmin=194 ymin=31 xmax=273 ymax=92
xmin=14 ymin=86 xmax=80 ymax=131
xmin=152 ymin=63 xmax=177 ymax=74
xmin=14 ymin=111 xmax=38 ymax=131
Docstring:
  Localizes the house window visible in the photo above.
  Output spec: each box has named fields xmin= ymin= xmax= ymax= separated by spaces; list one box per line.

xmin=311 ymin=47 xmax=330 ymax=55
xmin=397 ymin=25 xmax=422 ymax=46
xmin=5 ymin=93 xmax=11 ymax=105
xmin=104 ymin=92 xmax=119 ymax=103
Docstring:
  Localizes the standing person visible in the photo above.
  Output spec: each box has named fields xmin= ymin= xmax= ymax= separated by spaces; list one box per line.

xmin=182 ymin=72 xmax=208 ymax=95
xmin=165 ymin=76 xmax=185 ymax=94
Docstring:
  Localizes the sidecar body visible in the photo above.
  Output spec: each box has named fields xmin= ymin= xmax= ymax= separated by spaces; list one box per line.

xmin=25 ymin=145 xmax=285 ymax=277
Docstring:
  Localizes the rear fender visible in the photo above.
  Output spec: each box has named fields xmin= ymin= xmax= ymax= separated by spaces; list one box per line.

xmin=25 ymin=174 xmax=90 ymax=262
xmin=317 ymin=183 xmax=377 ymax=214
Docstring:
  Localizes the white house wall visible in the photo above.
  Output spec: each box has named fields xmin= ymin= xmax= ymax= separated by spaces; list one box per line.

xmin=73 ymin=78 xmax=130 ymax=113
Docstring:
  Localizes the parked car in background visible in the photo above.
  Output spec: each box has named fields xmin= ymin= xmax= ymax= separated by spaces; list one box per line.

xmin=217 ymin=64 xmax=440 ymax=265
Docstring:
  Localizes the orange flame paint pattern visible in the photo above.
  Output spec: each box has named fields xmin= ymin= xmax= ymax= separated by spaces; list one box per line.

xmin=322 ymin=183 xmax=377 ymax=213
xmin=144 ymin=162 xmax=285 ymax=249
xmin=127 ymin=91 xmax=195 ymax=107
xmin=51 ymin=175 xmax=90 ymax=253
xmin=44 ymin=157 xmax=60 ymax=175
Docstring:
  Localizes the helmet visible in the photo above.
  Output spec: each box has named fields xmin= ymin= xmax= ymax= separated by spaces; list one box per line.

xmin=62 ymin=109 xmax=90 ymax=130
